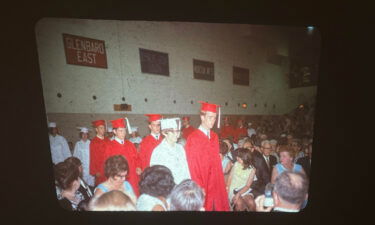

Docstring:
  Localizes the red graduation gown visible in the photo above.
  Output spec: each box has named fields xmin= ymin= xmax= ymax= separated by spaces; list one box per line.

xmin=233 ymin=127 xmax=247 ymax=143
xmin=89 ymin=136 xmax=110 ymax=185
xmin=182 ymin=126 xmax=195 ymax=140
xmin=138 ymin=135 xmax=163 ymax=171
xmin=185 ymin=129 xmax=230 ymax=211
xmin=220 ymin=125 xmax=235 ymax=139
xmin=104 ymin=139 xmax=141 ymax=196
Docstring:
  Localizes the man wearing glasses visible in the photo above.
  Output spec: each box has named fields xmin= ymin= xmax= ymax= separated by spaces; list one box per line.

xmin=261 ymin=140 xmax=277 ymax=175
xmin=242 ymin=139 xmax=274 ymax=198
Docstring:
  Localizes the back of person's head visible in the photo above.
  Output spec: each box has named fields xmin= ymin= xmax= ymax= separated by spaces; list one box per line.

xmin=139 ymin=165 xmax=175 ymax=198
xmin=54 ymin=161 xmax=79 ymax=190
xmin=89 ymin=190 xmax=136 ymax=211
xmin=236 ymin=148 xmax=253 ymax=169
xmin=64 ymin=157 xmax=82 ymax=177
xmin=64 ymin=157 xmax=82 ymax=168
xmin=169 ymin=179 xmax=205 ymax=211
xmin=274 ymin=171 xmax=308 ymax=206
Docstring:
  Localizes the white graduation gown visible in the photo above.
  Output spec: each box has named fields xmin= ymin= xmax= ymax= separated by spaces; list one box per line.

xmin=49 ymin=134 xmax=71 ymax=165
xmin=73 ymin=139 xmax=95 ymax=186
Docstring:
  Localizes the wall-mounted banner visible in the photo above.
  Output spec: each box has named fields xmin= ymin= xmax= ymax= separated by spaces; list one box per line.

xmin=289 ymin=62 xmax=318 ymax=88
xmin=139 ymin=48 xmax=169 ymax=76
xmin=193 ymin=59 xmax=214 ymax=81
xmin=233 ymin=66 xmax=249 ymax=86
xmin=62 ymin=33 xmax=107 ymax=68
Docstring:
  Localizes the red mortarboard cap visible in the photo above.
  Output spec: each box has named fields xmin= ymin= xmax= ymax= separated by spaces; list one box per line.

xmin=182 ymin=116 xmax=190 ymax=121
xmin=92 ymin=120 xmax=106 ymax=127
xmin=111 ymin=118 xmax=126 ymax=128
xmin=145 ymin=114 xmax=162 ymax=122
xmin=198 ymin=101 xmax=220 ymax=113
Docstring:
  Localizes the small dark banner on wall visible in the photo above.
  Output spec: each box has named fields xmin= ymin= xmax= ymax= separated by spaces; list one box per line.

xmin=193 ymin=59 xmax=214 ymax=81
xmin=289 ymin=62 xmax=318 ymax=88
xmin=233 ymin=66 xmax=249 ymax=86
xmin=139 ymin=48 xmax=169 ymax=76
xmin=62 ymin=33 xmax=107 ymax=68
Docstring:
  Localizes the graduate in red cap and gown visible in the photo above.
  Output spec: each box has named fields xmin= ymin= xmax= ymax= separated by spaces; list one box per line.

xmin=138 ymin=114 xmax=163 ymax=171
xmin=220 ymin=116 xmax=235 ymax=139
xmin=103 ymin=118 xmax=141 ymax=196
xmin=184 ymin=101 xmax=230 ymax=211
xmin=89 ymin=120 xmax=111 ymax=186
xmin=181 ymin=116 xmax=195 ymax=140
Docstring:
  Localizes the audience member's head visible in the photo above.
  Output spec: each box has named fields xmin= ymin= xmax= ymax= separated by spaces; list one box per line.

xmin=104 ymin=155 xmax=129 ymax=180
xmin=269 ymin=139 xmax=278 ymax=152
xmin=237 ymin=137 xmax=249 ymax=148
xmin=169 ymin=179 xmax=205 ymax=211
xmin=54 ymin=161 xmax=80 ymax=191
xmin=261 ymin=140 xmax=272 ymax=156
xmin=243 ymin=139 xmax=255 ymax=152
xmin=278 ymin=145 xmax=295 ymax=166
xmin=222 ymin=137 xmax=234 ymax=150
xmin=290 ymin=139 xmax=302 ymax=153
xmin=89 ymin=190 xmax=136 ymax=211
xmin=219 ymin=141 xmax=229 ymax=157
xmin=139 ymin=165 xmax=175 ymax=198
xmin=64 ymin=156 xmax=83 ymax=177
xmin=260 ymin=134 xmax=268 ymax=141
xmin=236 ymin=148 xmax=253 ymax=169
xmin=273 ymin=171 xmax=309 ymax=208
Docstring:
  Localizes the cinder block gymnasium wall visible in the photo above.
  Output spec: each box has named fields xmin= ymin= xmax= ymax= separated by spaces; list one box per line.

xmin=35 ymin=18 xmax=317 ymax=143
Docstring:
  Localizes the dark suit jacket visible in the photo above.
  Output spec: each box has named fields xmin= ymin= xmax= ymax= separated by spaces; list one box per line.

xmin=250 ymin=150 xmax=270 ymax=197
xmin=296 ymin=156 xmax=311 ymax=178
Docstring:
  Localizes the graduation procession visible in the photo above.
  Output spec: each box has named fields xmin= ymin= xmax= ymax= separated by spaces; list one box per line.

xmin=37 ymin=19 xmax=319 ymax=212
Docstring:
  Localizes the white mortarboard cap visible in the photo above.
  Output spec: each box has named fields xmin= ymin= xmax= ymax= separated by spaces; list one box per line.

xmin=131 ymin=127 xmax=138 ymax=133
xmin=77 ymin=127 xmax=89 ymax=133
xmin=280 ymin=133 xmax=286 ymax=137
xmin=48 ymin=122 xmax=56 ymax=128
xmin=161 ymin=118 xmax=181 ymax=130
xmin=107 ymin=126 xmax=113 ymax=132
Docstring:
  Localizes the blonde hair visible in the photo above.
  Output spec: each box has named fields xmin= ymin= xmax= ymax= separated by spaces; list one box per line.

xmin=89 ymin=190 xmax=136 ymax=211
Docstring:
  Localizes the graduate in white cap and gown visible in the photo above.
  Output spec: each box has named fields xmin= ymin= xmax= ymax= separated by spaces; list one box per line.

xmin=150 ymin=118 xmax=191 ymax=185
xmin=106 ymin=125 xmax=115 ymax=141
xmin=48 ymin=122 xmax=71 ymax=164
xmin=129 ymin=127 xmax=142 ymax=145
xmin=73 ymin=127 xmax=95 ymax=187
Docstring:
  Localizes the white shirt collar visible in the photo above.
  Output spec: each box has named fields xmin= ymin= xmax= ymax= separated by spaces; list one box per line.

xmin=198 ymin=125 xmax=210 ymax=138
xmin=151 ymin=133 xmax=160 ymax=140
xmin=115 ymin=137 xmax=124 ymax=144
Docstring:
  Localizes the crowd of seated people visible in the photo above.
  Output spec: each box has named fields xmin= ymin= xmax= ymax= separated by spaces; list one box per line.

xmin=51 ymin=103 xmax=314 ymax=212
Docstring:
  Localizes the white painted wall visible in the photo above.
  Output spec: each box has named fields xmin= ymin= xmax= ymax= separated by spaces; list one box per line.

xmin=35 ymin=18 xmax=317 ymax=116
